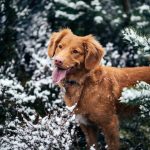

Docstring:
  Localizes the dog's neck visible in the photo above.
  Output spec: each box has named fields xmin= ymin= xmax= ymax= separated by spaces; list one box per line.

xmin=60 ymin=67 xmax=88 ymax=107
xmin=65 ymin=67 xmax=89 ymax=86
xmin=64 ymin=65 xmax=102 ymax=85
xmin=62 ymin=66 xmax=103 ymax=110
xmin=64 ymin=79 xmax=80 ymax=86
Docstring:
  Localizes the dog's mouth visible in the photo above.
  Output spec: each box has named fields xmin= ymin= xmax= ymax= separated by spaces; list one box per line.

xmin=52 ymin=67 xmax=67 ymax=84
xmin=52 ymin=61 xmax=78 ymax=84
xmin=52 ymin=66 xmax=76 ymax=84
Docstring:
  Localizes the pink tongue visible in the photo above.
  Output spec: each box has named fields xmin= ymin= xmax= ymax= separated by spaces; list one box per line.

xmin=52 ymin=67 xmax=67 ymax=83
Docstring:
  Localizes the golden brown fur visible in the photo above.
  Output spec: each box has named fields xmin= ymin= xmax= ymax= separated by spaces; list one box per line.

xmin=48 ymin=29 xmax=150 ymax=150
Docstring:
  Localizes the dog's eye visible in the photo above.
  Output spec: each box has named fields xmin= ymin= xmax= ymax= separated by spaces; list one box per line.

xmin=58 ymin=44 xmax=62 ymax=49
xmin=72 ymin=49 xmax=79 ymax=54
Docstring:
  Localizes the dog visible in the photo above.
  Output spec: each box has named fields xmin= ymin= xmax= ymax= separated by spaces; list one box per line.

xmin=48 ymin=28 xmax=150 ymax=150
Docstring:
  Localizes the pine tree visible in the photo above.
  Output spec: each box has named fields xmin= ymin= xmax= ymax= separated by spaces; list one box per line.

xmin=119 ymin=28 xmax=150 ymax=149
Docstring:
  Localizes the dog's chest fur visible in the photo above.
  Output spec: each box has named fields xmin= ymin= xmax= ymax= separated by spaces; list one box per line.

xmin=63 ymin=80 xmax=84 ymax=107
xmin=64 ymin=77 xmax=118 ymax=120
xmin=75 ymin=114 xmax=90 ymax=125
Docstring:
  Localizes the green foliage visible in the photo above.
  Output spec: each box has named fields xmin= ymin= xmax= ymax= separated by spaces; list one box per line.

xmin=120 ymin=81 xmax=150 ymax=118
xmin=0 ymin=0 xmax=18 ymax=64
xmin=120 ymin=82 xmax=150 ymax=149
xmin=122 ymin=28 xmax=150 ymax=55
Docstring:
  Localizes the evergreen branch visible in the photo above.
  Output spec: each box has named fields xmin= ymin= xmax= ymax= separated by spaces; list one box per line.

xmin=120 ymin=81 xmax=150 ymax=118
xmin=122 ymin=28 xmax=150 ymax=55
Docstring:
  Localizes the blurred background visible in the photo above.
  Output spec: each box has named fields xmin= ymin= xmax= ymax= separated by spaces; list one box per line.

xmin=0 ymin=0 xmax=150 ymax=149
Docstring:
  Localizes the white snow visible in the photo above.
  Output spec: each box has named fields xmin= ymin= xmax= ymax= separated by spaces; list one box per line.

xmin=131 ymin=15 xmax=141 ymax=21
xmin=120 ymin=81 xmax=150 ymax=118
xmin=55 ymin=10 xmax=83 ymax=21
xmin=122 ymin=28 xmax=150 ymax=55
xmin=138 ymin=4 xmax=150 ymax=14
xmin=94 ymin=16 xmax=103 ymax=24
xmin=66 ymin=103 xmax=77 ymax=112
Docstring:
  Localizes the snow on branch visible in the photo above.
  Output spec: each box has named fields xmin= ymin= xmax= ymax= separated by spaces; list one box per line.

xmin=1 ymin=111 xmax=76 ymax=150
xmin=120 ymin=81 xmax=150 ymax=118
xmin=122 ymin=28 xmax=150 ymax=55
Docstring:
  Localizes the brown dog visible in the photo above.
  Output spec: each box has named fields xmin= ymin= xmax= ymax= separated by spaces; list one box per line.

xmin=48 ymin=29 xmax=150 ymax=150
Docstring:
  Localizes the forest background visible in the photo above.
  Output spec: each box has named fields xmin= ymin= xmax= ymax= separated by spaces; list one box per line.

xmin=0 ymin=0 xmax=150 ymax=149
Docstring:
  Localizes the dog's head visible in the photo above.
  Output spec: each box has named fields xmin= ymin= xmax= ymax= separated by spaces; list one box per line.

xmin=48 ymin=28 xmax=104 ymax=83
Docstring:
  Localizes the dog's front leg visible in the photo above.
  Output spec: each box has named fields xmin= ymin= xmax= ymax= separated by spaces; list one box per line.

xmin=101 ymin=114 xmax=120 ymax=150
xmin=80 ymin=124 xmax=98 ymax=150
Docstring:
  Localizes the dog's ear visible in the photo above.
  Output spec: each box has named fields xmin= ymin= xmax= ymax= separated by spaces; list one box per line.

xmin=48 ymin=28 xmax=72 ymax=57
xmin=83 ymin=35 xmax=104 ymax=70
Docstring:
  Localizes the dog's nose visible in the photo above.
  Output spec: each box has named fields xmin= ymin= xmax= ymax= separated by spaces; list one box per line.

xmin=54 ymin=58 xmax=63 ymax=66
